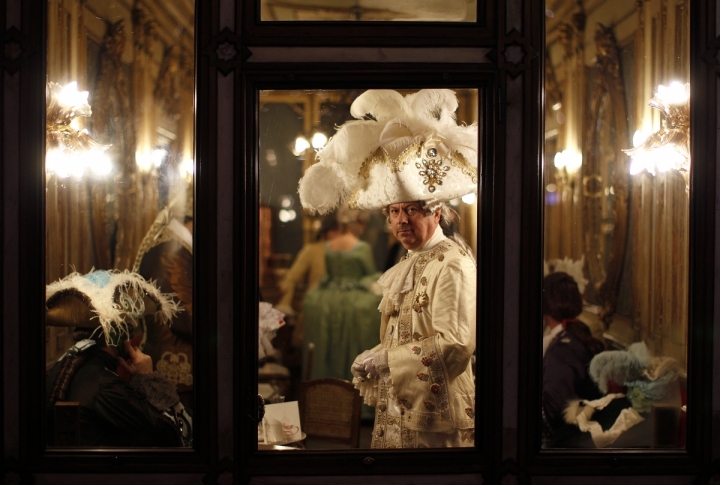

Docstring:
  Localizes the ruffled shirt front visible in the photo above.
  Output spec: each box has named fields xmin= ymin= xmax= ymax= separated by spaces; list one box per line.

xmin=377 ymin=225 xmax=447 ymax=315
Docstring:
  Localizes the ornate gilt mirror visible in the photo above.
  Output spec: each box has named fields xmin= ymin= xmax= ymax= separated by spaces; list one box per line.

xmin=238 ymin=72 xmax=497 ymax=475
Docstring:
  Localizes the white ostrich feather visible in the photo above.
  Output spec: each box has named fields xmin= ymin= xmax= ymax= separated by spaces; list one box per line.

xmin=404 ymin=89 xmax=458 ymax=124
xmin=298 ymin=162 xmax=346 ymax=215
xmin=321 ymin=121 xmax=383 ymax=166
xmin=46 ymin=269 xmax=181 ymax=346
xmin=299 ymin=89 xmax=478 ymax=213
xmin=350 ymin=89 xmax=411 ymax=123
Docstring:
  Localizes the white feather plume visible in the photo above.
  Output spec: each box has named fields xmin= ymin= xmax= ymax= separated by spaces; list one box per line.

xmin=298 ymin=162 xmax=346 ymax=215
xmin=404 ymin=89 xmax=458 ymax=124
xmin=350 ymin=89 xmax=411 ymax=123
xmin=299 ymin=89 xmax=478 ymax=213
xmin=46 ymin=269 xmax=180 ymax=347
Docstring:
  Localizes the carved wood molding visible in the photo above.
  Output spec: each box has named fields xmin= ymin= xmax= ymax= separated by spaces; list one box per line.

xmin=155 ymin=45 xmax=189 ymax=117
xmin=1 ymin=26 xmax=35 ymax=74
xmin=132 ymin=5 xmax=160 ymax=55
xmin=544 ymin=52 xmax=562 ymax=110
xmin=701 ymin=36 xmax=720 ymax=76
xmin=203 ymin=27 xmax=251 ymax=76
xmin=498 ymin=29 xmax=539 ymax=79
xmin=582 ymin=23 xmax=630 ymax=323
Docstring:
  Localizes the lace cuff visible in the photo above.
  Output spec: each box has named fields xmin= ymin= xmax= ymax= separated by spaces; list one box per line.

xmin=352 ymin=376 xmax=380 ymax=407
xmin=373 ymin=348 xmax=389 ymax=374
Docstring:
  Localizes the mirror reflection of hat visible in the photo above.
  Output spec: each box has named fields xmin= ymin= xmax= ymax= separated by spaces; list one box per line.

xmin=45 ymin=270 xmax=180 ymax=347
xmin=298 ymin=89 xmax=478 ymax=213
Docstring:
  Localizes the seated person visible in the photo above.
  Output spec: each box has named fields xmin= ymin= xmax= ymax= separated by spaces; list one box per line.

xmin=133 ymin=205 xmax=193 ymax=408
xmin=45 ymin=270 xmax=191 ymax=447
xmin=542 ymin=271 xmax=605 ymax=448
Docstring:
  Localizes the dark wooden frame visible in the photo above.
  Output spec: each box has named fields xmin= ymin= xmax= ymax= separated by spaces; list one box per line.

xmin=6 ymin=0 xmax=718 ymax=480
xmin=517 ymin=0 xmax=716 ymax=478
xmin=0 ymin=0 xmax=5 ymax=472
xmin=234 ymin=67 xmax=502 ymax=481
xmin=241 ymin=0 xmax=495 ymax=46
xmin=13 ymin=0 xmax=221 ymax=476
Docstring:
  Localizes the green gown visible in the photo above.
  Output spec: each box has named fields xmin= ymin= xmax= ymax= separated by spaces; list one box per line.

xmin=302 ymin=240 xmax=382 ymax=383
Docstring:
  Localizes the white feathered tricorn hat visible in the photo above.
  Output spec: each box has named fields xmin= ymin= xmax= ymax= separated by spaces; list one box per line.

xmin=298 ymin=89 xmax=478 ymax=213
xmin=45 ymin=269 xmax=180 ymax=347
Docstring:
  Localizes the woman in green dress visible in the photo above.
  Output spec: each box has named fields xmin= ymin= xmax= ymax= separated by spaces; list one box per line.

xmin=302 ymin=208 xmax=382 ymax=383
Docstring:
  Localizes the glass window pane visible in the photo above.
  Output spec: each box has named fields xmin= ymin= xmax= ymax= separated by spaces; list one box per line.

xmin=260 ymin=0 xmax=477 ymax=22
xmin=543 ymin=0 xmax=689 ymax=449
xmin=258 ymin=88 xmax=479 ymax=450
xmin=45 ymin=0 xmax=195 ymax=448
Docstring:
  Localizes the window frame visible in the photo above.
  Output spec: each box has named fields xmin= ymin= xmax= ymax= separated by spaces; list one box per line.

xmin=234 ymin=67 xmax=503 ymax=478
xmin=15 ymin=0 xmax=219 ymax=472
xmin=241 ymin=0 xmax=495 ymax=47
xmin=516 ymin=0 xmax=716 ymax=476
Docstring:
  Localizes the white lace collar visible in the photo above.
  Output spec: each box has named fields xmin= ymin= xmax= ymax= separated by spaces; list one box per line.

xmin=377 ymin=225 xmax=447 ymax=315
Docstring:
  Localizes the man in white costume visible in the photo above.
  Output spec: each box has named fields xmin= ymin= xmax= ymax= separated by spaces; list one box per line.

xmin=298 ymin=89 xmax=478 ymax=448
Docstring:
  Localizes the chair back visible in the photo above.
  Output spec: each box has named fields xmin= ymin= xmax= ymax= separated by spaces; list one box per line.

xmin=299 ymin=377 xmax=361 ymax=448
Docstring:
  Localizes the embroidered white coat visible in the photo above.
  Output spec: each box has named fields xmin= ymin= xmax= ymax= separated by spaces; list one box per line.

xmin=356 ymin=239 xmax=476 ymax=448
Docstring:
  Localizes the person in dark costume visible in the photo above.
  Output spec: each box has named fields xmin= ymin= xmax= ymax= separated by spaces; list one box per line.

xmin=541 ymin=271 xmax=605 ymax=448
xmin=45 ymin=270 xmax=191 ymax=447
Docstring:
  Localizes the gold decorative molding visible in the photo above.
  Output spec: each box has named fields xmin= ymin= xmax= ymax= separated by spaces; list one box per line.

xmin=582 ymin=23 xmax=630 ymax=323
xmin=544 ymin=53 xmax=562 ymax=109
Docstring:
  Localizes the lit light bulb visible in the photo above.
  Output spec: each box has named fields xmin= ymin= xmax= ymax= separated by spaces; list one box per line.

xmin=151 ymin=148 xmax=167 ymax=167
xmin=311 ymin=132 xmax=328 ymax=149
xmin=293 ymin=136 xmax=310 ymax=155
xmin=632 ymin=130 xmax=648 ymax=148
xmin=57 ymin=81 xmax=89 ymax=109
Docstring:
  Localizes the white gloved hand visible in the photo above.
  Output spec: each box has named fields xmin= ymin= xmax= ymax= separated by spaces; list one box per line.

xmin=351 ymin=349 xmax=373 ymax=378
xmin=362 ymin=348 xmax=389 ymax=378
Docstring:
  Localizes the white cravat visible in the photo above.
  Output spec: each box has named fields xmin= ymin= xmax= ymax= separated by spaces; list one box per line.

xmin=377 ymin=225 xmax=447 ymax=315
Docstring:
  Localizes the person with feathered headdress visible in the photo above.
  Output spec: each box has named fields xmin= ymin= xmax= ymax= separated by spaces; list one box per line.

xmin=299 ymin=89 xmax=478 ymax=448
xmin=45 ymin=270 xmax=192 ymax=447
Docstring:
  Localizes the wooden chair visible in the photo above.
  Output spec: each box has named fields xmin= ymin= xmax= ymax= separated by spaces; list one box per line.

xmin=299 ymin=377 xmax=361 ymax=448
xmin=53 ymin=401 xmax=81 ymax=446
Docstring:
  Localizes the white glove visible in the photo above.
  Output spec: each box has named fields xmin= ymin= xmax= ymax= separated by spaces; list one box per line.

xmin=351 ymin=350 xmax=373 ymax=378
xmin=362 ymin=348 xmax=389 ymax=378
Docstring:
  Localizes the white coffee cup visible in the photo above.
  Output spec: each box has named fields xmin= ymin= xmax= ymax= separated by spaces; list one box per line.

xmin=265 ymin=416 xmax=300 ymax=443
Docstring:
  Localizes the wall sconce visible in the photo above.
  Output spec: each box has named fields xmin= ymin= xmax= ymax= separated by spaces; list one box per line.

xmin=623 ymin=81 xmax=690 ymax=177
xmin=46 ymin=81 xmax=111 ymax=179
xmin=553 ymin=149 xmax=582 ymax=174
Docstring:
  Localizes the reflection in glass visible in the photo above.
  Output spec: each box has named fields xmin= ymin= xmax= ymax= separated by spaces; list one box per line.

xmin=259 ymin=89 xmax=479 ymax=449
xmin=543 ymin=0 xmax=689 ymax=449
xmin=45 ymin=0 xmax=195 ymax=447
xmin=260 ymin=0 xmax=477 ymax=22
